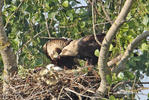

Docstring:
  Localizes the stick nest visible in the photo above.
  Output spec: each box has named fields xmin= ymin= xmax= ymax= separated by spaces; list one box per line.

xmin=1 ymin=66 xmax=101 ymax=100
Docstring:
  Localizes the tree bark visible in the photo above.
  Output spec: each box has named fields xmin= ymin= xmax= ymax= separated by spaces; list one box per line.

xmin=0 ymin=0 xmax=18 ymax=94
xmin=97 ymin=0 xmax=133 ymax=96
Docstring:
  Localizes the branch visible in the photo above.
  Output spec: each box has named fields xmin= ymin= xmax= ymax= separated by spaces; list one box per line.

xmin=107 ymin=54 xmax=122 ymax=67
xmin=73 ymin=6 xmax=88 ymax=9
xmin=4 ymin=0 xmax=25 ymax=29
xmin=0 ymin=0 xmax=18 ymax=94
xmin=97 ymin=0 xmax=133 ymax=96
xmin=92 ymin=0 xmax=102 ymax=46
xmin=45 ymin=18 xmax=51 ymax=37
xmin=64 ymin=88 xmax=105 ymax=99
xmin=112 ymin=31 xmax=149 ymax=74
xmin=99 ymin=0 xmax=113 ymax=25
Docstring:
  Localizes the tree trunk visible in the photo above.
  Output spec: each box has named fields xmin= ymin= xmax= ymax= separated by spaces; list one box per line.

xmin=0 ymin=0 xmax=18 ymax=95
xmin=97 ymin=0 xmax=133 ymax=96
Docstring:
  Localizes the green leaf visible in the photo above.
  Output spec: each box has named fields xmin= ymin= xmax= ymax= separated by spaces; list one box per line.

xmin=141 ymin=43 xmax=149 ymax=51
xmin=109 ymin=95 xmax=116 ymax=100
xmin=62 ymin=1 xmax=69 ymax=7
xmin=80 ymin=21 xmax=86 ymax=28
xmin=109 ymin=44 xmax=113 ymax=51
xmin=94 ymin=49 xmax=99 ymax=57
xmin=66 ymin=11 xmax=73 ymax=21
xmin=106 ymin=75 xmax=112 ymax=84
xmin=142 ymin=15 xmax=149 ymax=26
xmin=49 ymin=12 xmax=58 ymax=18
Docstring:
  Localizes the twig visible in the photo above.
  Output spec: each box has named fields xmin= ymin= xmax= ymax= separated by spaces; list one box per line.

xmin=58 ymin=86 xmax=64 ymax=100
xmin=39 ymin=36 xmax=57 ymax=39
xmin=65 ymin=92 xmax=73 ymax=100
xmin=98 ymin=0 xmax=113 ymax=25
xmin=18 ymin=29 xmax=46 ymax=52
xmin=65 ymin=88 xmax=103 ymax=99
xmin=45 ymin=18 xmax=51 ymax=37
xmin=73 ymin=6 xmax=88 ymax=9
xmin=4 ymin=0 xmax=25 ymax=29
xmin=112 ymin=31 xmax=149 ymax=74
xmin=92 ymin=0 xmax=102 ymax=46
xmin=108 ymin=54 xmax=122 ymax=67
xmin=112 ymin=80 xmax=149 ymax=91
xmin=59 ymin=23 xmax=77 ymax=28
xmin=8 ymin=84 xmax=25 ymax=100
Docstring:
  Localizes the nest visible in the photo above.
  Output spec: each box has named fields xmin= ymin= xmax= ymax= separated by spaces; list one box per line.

xmin=1 ymin=66 xmax=102 ymax=100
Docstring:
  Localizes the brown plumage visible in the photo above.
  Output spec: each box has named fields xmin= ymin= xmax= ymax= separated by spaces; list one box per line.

xmin=60 ymin=34 xmax=106 ymax=65
xmin=43 ymin=38 xmax=77 ymax=69
xmin=43 ymin=38 xmax=72 ymax=61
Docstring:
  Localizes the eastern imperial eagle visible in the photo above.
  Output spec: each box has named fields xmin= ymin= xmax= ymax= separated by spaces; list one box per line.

xmin=43 ymin=38 xmax=77 ymax=69
xmin=59 ymin=34 xmax=105 ymax=65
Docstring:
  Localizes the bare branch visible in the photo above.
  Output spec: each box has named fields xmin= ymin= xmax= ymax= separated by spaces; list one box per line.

xmin=92 ymin=0 xmax=102 ymax=46
xmin=64 ymin=88 xmax=104 ymax=99
xmin=107 ymin=54 xmax=122 ymax=67
xmin=112 ymin=31 xmax=149 ymax=74
xmin=73 ymin=6 xmax=88 ymax=9
xmin=97 ymin=0 xmax=133 ymax=95
xmin=45 ymin=18 xmax=51 ymax=37
xmin=98 ymin=0 xmax=113 ymax=25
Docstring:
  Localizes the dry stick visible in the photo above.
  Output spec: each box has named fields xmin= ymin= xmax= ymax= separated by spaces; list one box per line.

xmin=112 ymin=81 xmax=149 ymax=91
xmin=92 ymin=0 xmax=102 ymax=46
xmin=58 ymin=86 xmax=65 ymax=100
xmin=74 ymin=82 xmax=95 ymax=94
xmin=8 ymin=84 xmax=25 ymax=100
xmin=64 ymin=88 xmax=104 ymax=99
xmin=65 ymin=92 xmax=73 ymax=100
xmin=112 ymin=31 xmax=149 ymax=74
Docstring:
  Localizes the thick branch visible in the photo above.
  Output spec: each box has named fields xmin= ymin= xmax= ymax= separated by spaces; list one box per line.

xmin=112 ymin=31 xmax=149 ymax=74
xmin=97 ymin=0 xmax=133 ymax=95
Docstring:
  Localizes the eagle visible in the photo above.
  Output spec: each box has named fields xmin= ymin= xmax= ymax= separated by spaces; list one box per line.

xmin=59 ymin=34 xmax=105 ymax=65
xmin=43 ymin=38 xmax=77 ymax=69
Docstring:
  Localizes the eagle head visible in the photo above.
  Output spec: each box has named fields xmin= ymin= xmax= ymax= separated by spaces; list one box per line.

xmin=60 ymin=40 xmax=79 ymax=57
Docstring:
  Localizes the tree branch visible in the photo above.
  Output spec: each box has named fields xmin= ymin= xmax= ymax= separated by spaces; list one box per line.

xmin=0 ymin=0 xmax=18 ymax=94
xmin=92 ymin=0 xmax=102 ymax=46
xmin=97 ymin=0 xmax=133 ymax=96
xmin=107 ymin=54 xmax=122 ymax=67
xmin=112 ymin=31 xmax=149 ymax=74
xmin=99 ymin=0 xmax=113 ymax=25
